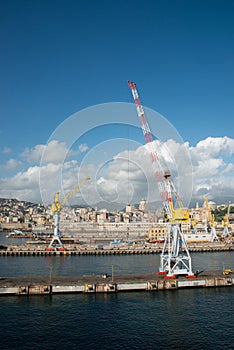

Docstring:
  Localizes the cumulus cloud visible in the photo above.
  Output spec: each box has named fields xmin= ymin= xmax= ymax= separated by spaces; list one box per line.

xmin=79 ymin=136 xmax=234 ymax=207
xmin=196 ymin=136 xmax=234 ymax=156
xmin=0 ymin=166 xmax=41 ymax=202
xmin=21 ymin=144 xmax=46 ymax=163
xmin=1 ymin=158 xmax=23 ymax=171
xmin=190 ymin=136 xmax=234 ymax=201
xmin=21 ymin=140 xmax=75 ymax=164
xmin=194 ymin=158 xmax=224 ymax=177
xmin=0 ymin=136 xmax=233 ymax=207
xmin=0 ymin=160 xmax=85 ymax=204
xmin=76 ymin=139 xmax=192 ymax=208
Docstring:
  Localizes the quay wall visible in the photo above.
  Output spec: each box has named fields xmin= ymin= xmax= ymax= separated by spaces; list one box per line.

xmin=0 ymin=273 xmax=233 ymax=296
xmin=0 ymin=244 xmax=233 ymax=257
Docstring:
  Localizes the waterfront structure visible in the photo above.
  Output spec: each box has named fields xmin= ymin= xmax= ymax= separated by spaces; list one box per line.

xmin=60 ymin=221 xmax=154 ymax=239
xmin=0 ymin=270 xmax=233 ymax=296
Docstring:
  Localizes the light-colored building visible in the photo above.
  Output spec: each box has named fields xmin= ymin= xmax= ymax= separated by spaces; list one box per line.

xmin=126 ymin=203 xmax=135 ymax=213
xmin=139 ymin=199 xmax=148 ymax=213
xmin=148 ymin=224 xmax=167 ymax=242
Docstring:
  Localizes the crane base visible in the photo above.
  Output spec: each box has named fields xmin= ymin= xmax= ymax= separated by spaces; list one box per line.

xmin=164 ymin=275 xmax=176 ymax=280
xmin=186 ymin=275 xmax=196 ymax=279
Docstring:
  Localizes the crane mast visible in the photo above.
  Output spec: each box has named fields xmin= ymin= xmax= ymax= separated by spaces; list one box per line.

xmin=222 ymin=202 xmax=230 ymax=237
xmin=46 ymin=176 xmax=90 ymax=251
xmin=204 ymin=196 xmax=218 ymax=241
xmin=128 ymin=81 xmax=195 ymax=278
xmin=127 ymin=81 xmax=171 ymax=219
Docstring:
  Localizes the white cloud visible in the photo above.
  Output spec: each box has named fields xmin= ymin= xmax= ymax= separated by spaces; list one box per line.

xmin=21 ymin=144 xmax=46 ymax=163
xmin=78 ymin=143 xmax=89 ymax=153
xmin=0 ymin=136 xmax=233 ymax=207
xmin=21 ymin=140 xmax=73 ymax=164
xmin=190 ymin=137 xmax=234 ymax=201
xmin=1 ymin=158 xmax=22 ymax=171
xmin=222 ymin=163 xmax=234 ymax=174
xmin=0 ymin=166 xmax=41 ymax=202
xmin=195 ymin=136 xmax=234 ymax=156
xmin=194 ymin=158 xmax=224 ymax=177
xmin=80 ymin=136 xmax=234 ymax=207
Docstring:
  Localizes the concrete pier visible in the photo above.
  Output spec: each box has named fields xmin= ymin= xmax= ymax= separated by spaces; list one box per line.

xmin=0 ymin=243 xmax=233 ymax=257
xmin=0 ymin=270 xmax=233 ymax=296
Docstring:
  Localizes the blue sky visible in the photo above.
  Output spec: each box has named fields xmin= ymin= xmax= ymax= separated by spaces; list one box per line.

xmin=0 ymin=0 xmax=233 ymax=207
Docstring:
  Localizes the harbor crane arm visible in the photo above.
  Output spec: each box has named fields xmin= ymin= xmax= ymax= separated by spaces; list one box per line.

xmin=51 ymin=176 xmax=90 ymax=214
xmin=60 ymin=176 xmax=91 ymax=207
xmin=127 ymin=81 xmax=189 ymax=223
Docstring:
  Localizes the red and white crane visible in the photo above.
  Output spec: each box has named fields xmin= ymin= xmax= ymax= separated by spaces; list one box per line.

xmin=128 ymin=81 xmax=195 ymax=278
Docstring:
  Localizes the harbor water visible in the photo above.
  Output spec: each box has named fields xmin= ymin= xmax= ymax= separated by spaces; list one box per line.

xmin=0 ymin=246 xmax=233 ymax=349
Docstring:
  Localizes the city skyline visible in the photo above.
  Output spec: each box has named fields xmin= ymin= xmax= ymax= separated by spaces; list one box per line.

xmin=0 ymin=1 xmax=233 ymax=208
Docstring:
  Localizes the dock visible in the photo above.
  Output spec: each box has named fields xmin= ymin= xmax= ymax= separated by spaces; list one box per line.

xmin=0 ymin=270 xmax=233 ymax=295
xmin=0 ymin=242 xmax=233 ymax=256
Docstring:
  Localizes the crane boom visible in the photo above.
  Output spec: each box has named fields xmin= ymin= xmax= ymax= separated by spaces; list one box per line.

xmin=51 ymin=176 xmax=90 ymax=214
xmin=61 ymin=176 xmax=91 ymax=207
xmin=128 ymin=81 xmax=189 ymax=223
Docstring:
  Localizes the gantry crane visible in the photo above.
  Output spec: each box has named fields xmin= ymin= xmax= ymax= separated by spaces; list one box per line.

xmin=128 ymin=81 xmax=195 ymax=278
xmin=222 ymin=202 xmax=230 ymax=237
xmin=191 ymin=217 xmax=198 ymax=235
xmin=204 ymin=196 xmax=218 ymax=241
xmin=46 ymin=176 xmax=90 ymax=251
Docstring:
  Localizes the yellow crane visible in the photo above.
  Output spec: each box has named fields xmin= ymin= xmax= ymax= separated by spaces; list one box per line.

xmin=46 ymin=176 xmax=90 ymax=251
xmin=163 ymin=171 xmax=190 ymax=223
